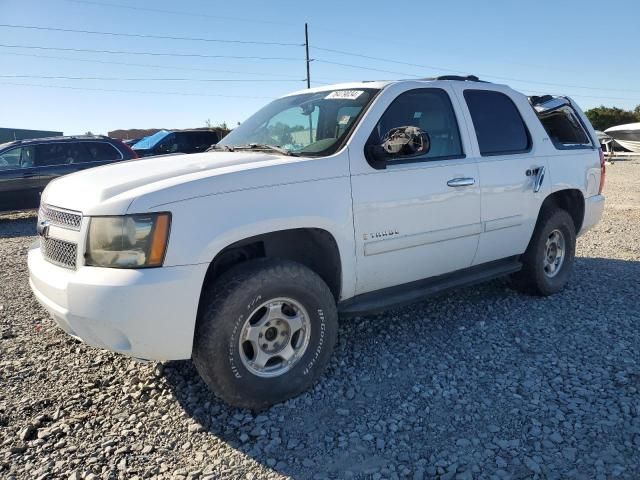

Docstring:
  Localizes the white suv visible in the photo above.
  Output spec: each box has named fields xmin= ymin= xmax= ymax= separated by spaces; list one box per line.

xmin=28 ymin=76 xmax=605 ymax=409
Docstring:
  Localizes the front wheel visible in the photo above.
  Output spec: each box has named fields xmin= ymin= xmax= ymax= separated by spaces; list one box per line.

xmin=193 ymin=258 xmax=338 ymax=410
xmin=510 ymin=209 xmax=576 ymax=296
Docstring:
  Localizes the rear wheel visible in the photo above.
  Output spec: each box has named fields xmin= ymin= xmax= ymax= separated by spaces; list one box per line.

xmin=193 ymin=258 xmax=338 ymax=410
xmin=510 ymin=208 xmax=576 ymax=296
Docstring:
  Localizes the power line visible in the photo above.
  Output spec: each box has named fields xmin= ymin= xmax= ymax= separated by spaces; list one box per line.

xmin=313 ymin=46 xmax=640 ymax=94
xmin=313 ymin=46 xmax=467 ymax=75
xmin=314 ymin=59 xmax=421 ymax=78
xmin=0 ymin=74 xmax=304 ymax=82
xmin=0 ymin=44 xmax=301 ymax=61
xmin=0 ymin=23 xmax=302 ymax=47
xmin=1 ymin=52 xmax=304 ymax=78
xmin=59 ymin=0 xmax=294 ymax=26
xmin=0 ymin=81 xmax=276 ymax=99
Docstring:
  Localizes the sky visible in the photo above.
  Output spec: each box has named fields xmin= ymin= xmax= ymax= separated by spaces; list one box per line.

xmin=1 ymin=0 xmax=639 ymax=135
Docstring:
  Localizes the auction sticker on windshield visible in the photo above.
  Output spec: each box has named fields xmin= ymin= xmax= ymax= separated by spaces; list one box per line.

xmin=325 ymin=90 xmax=364 ymax=100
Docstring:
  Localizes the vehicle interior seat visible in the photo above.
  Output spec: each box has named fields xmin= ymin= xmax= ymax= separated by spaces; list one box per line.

xmin=419 ymin=109 xmax=456 ymax=158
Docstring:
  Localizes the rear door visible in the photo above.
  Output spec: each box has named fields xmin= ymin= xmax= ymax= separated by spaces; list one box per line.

xmin=35 ymin=142 xmax=79 ymax=190
xmin=0 ymin=145 xmax=41 ymax=211
xmin=76 ymin=141 xmax=124 ymax=169
xmin=37 ymin=141 xmax=125 ymax=186
xmin=453 ymin=86 xmax=551 ymax=265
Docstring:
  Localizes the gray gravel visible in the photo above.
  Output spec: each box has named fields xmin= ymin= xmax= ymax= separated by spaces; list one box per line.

xmin=1 ymin=161 xmax=640 ymax=480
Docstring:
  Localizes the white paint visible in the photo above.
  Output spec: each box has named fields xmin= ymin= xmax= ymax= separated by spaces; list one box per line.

xmin=29 ymin=78 xmax=604 ymax=361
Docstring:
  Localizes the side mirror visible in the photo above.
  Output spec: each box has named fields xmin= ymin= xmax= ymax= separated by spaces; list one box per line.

xmin=382 ymin=126 xmax=430 ymax=157
xmin=365 ymin=126 xmax=431 ymax=170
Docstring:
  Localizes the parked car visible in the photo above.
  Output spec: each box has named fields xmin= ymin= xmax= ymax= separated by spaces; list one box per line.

xmin=131 ymin=129 xmax=220 ymax=157
xmin=29 ymin=77 xmax=605 ymax=409
xmin=122 ymin=137 xmax=144 ymax=147
xmin=0 ymin=135 xmax=137 ymax=212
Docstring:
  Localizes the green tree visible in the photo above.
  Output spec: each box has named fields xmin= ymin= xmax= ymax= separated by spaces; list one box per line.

xmin=584 ymin=106 xmax=639 ymax=131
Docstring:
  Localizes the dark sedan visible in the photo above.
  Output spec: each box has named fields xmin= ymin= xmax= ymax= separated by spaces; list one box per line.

xmin=0 ymin=135 xmax=137 ymax=212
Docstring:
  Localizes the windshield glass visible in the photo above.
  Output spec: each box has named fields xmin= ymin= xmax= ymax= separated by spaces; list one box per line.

xmin=132 ymin=130 xmax=170 ymax=150
xmin=218 ymin=88 xmax=379 ymax=156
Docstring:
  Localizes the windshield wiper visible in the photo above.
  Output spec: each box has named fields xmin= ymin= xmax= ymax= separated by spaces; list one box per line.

xmin=232 ymin=143 xmax=295 ymax=156
xmin=207 ymin=144 xmax=235 ymax=152
xmin=207 ymin=143 xmax=296 ymax=156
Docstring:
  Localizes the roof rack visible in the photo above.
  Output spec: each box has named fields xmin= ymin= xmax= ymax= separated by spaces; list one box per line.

xmin=424 ymin=75 xmax=484 ymax=82
xmin=10 ymin=134 xmax=109 ymax=144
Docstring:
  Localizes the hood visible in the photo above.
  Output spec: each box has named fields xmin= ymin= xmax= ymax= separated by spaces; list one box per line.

xmin=42 ymin=151 xmax=338 ymax=215
xmin=605 ymin=122 xmax=640 ymax=134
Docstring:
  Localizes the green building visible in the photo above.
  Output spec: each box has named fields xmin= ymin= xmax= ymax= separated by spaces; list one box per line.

xmin=0 ymin=128 xmax=63 ymax=143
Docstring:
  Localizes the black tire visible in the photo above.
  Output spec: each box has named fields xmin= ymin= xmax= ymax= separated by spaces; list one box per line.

xmin=510 ymin=208 xmax=576 ymax=296
xmin=193 ymin=258 xmax=338 ymax=410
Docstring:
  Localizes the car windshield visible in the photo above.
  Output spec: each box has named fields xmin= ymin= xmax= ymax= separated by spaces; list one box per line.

xmin=132 ymin=130 xmax=170 ymax=150
xmin=217 ymin=88 xmax=379 ymax=156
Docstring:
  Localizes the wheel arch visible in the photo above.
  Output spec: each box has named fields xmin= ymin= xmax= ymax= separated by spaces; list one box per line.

xmin=199 ymin=227 xmax=344 ymax=305
xmin=540 ymin=188 xmax=585 ymax=233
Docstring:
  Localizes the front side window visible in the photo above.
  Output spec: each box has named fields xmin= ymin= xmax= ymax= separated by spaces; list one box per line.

xmin=218 ymin=88 xmax=379 ymax=156
xmin=0 ymin=147 xmax=23 ymax=170
xmin=367 ymin=88 xmax=463 ymax=163
xmin=464 ymin=90 xmax=531 ymax=156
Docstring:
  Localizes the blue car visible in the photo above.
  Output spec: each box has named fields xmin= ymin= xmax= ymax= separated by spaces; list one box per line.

xmin=131 ymin=129 xmax=220 ymax=157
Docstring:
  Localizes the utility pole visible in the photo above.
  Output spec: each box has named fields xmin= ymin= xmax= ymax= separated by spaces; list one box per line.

xmin=304 ymin=23 xmax=313 ymax=142
xmin=304 ymin=23 xmax=311 ymax=89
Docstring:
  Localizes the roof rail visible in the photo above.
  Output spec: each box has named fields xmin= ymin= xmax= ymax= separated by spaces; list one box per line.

xmin=424 ymin=75 xmax=484 ymax=82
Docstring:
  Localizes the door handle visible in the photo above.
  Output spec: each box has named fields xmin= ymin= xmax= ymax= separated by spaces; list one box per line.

xmin=447 ymin=177 xmax=475 ymax=187
xmin=533 ymin=166 xmax=545 ymax=193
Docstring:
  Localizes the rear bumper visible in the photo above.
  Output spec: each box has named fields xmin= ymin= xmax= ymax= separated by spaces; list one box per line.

xmin=579 ymin=194 xmax=605 ymax=236
xmin=28 ymin=243 xmax=208 ymax=360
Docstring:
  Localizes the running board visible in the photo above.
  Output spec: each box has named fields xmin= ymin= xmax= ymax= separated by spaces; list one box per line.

xmin=338 ymin=257 xmax=522 ymax=316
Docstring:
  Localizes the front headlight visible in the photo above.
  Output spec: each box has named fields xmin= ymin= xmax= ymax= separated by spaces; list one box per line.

xmin=85 ymin=213 xmax=171 ymax=268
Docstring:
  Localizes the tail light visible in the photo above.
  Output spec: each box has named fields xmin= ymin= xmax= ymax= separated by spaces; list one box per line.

xmin=121 ymin=142 xmax=138 ymax=159
xmin=598 ymin=148 xmax=606 ymax=194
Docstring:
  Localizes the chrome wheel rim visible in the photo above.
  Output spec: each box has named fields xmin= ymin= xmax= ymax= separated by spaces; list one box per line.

xmin=543 ymin=229 xmax=565 ymax=278
xmin=238 ymin=297 xmax=311 ymax=378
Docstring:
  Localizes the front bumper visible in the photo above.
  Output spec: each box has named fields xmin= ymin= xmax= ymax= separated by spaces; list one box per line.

xmin=28 ymin=243 xmax=208 ymax=360
xmin=579 ymin=194 xmax=605 ymax=236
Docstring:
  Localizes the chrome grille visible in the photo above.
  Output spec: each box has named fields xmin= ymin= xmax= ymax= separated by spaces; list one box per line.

xmin=41 ymin=237 xmax=78 ymax=269
xmin=39 ymin=204 xmax=82 ymax=231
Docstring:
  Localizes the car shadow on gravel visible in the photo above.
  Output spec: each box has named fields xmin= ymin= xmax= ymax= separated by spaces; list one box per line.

xmin=164 ymin=256 xmax=640 ymax=479
xmin=0 ymin=214 xmax=37 ymax=239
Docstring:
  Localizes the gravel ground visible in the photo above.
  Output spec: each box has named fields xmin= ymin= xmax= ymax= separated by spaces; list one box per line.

xmin=1 ymin=161 xmax=639 ymax=480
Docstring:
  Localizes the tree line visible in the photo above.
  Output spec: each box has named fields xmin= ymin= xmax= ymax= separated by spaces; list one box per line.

xmin=584 ymin=105 xmax=640 ymax=131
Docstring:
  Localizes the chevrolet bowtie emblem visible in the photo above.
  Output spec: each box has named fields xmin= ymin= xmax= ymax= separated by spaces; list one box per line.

xmin=37 ymin=220 xmax=50 ymax=239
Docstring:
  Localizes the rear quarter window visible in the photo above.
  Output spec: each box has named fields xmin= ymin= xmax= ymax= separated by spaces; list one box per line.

xmin=82 ymin=142 xmax=122 ymax=162
xmin=536 ymin=108 xmax=592 ymax=149
xmin=464 ymin=90 xmax=531 ymax=156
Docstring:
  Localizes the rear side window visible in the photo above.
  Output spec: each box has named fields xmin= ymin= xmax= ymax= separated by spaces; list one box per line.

xmin=464 ymin=90 xmax=531 ymax=156
xmin=537 ymin=108 xmax=591 ymax=149
xmin=82 ymin=142 xmax=121 ymax=162
xmin=35 ymin=143 xmax=72 ymax=166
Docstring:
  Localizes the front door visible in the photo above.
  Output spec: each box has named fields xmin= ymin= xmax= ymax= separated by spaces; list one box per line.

xmin=0 ymin=145 xmax=41 ymax=211
xmin=350 ymin=87 xmax=481 ymax=295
